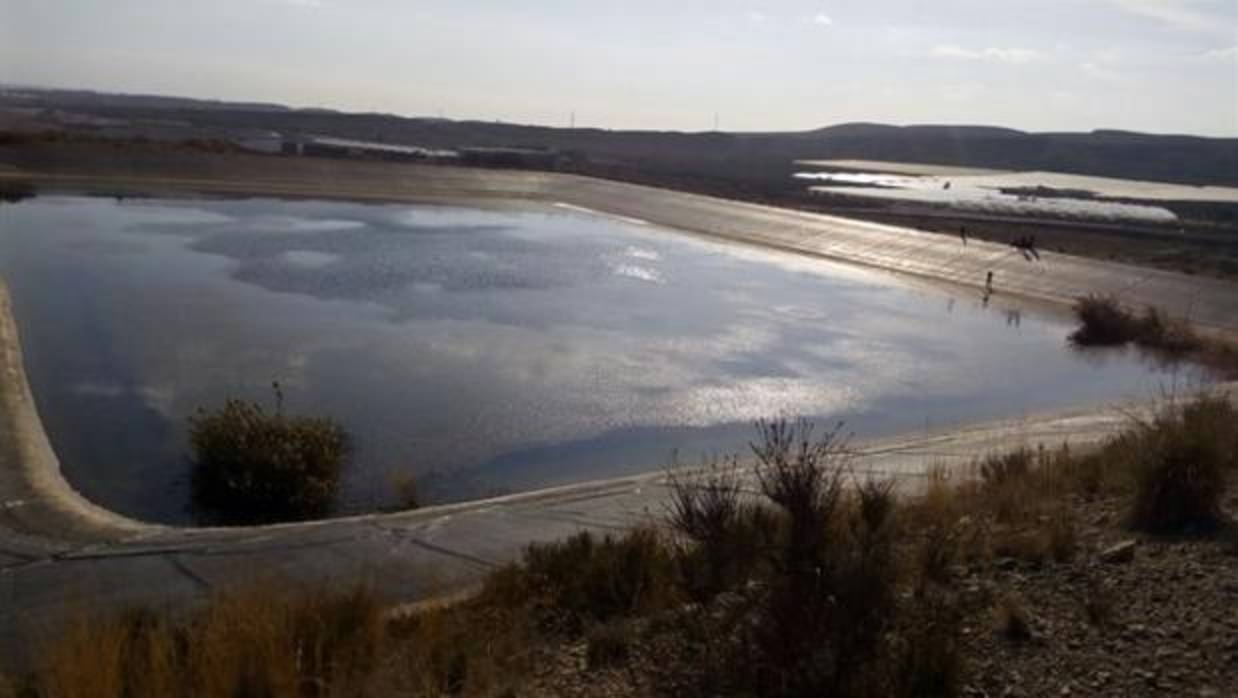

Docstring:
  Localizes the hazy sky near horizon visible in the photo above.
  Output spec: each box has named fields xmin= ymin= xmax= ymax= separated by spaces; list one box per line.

xmin=1 ymin=0 xmax=1235 ymax=135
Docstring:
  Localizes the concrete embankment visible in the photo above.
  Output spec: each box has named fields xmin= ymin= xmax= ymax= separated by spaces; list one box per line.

xmin=3 ymin=158 xmax=1238 ymax=666
xmin=0 ymin=282 xmax=152 ymax=543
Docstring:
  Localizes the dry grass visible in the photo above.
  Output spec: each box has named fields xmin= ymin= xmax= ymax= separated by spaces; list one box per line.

xmin=903 ymin=392 xmax=1234 ymax=573
xmin=0 ymin=674 xmax=15 ymax=698
xmin=27 ymin=584 xmax=383 ymax=698
xmin=383 ymin=596 xmax=534 ymax=696
xmin=900 ymin=444 xmax=1090 ymax=576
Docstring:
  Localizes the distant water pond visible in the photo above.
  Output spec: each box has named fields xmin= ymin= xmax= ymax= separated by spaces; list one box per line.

xmin=795 ymin=170 xmax=1180 ymax=223
xmin=0 ymin=196 xmax=1189 ymax=522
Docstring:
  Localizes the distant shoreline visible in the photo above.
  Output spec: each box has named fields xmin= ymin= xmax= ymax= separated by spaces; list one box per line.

xmin=4 ymin=150 xmax=1238 ymax=333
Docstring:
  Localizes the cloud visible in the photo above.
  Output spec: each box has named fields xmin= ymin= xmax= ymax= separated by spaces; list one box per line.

xmin=813 ymin=13 xmax=834 ymax=26
xmin=269 ymin=0 xmax=329 ymax=8
xmin=747 ymin=10 xmax=767 ymax=22
xmin=930 ymin=45 xmax=1043 ymax=64
xmin=1200 ymin=45 xmax=1238 ymax=61
xmin=939 ymin=81 xmax=986 ymax=103
xmin=1107 ymin=0 xmax=1225 ymax=33
xmin=1081 ymin=62 xmax=1126 ymax=81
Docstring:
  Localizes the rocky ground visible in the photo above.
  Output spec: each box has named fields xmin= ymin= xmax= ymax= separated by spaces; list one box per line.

xmin=958 ymin=490 xmax=1238 ymax=698
xmin=524 ymin=488 xmax=1238 ymax=697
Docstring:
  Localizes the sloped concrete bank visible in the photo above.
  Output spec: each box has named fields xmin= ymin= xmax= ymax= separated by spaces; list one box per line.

xmin=0 ymin=283 xmax=153 ymax=545
xmin=3 ymin=163 xmax=1238 ymax=666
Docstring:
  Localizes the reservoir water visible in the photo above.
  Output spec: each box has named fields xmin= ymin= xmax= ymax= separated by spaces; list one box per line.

xmin=0 ymin=196 xmax=1190 ymax=522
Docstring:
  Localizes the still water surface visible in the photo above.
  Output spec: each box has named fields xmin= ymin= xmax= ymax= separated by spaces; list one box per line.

xmin=0 ymin=197 xmax=1185 ymax=522
xmin=794 ymin=170 xmax=1180 ymax=223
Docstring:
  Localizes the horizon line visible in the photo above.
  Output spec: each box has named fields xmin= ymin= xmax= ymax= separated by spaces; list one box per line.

xmin=4 ymin=81 xmax=1236 ymax=141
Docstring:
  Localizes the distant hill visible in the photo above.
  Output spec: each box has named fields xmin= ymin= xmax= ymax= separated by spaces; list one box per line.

xmin=0 ymin=87 xmax=292 ymax=113
xmin=3 ymin=87 xmax=1236 ymax=187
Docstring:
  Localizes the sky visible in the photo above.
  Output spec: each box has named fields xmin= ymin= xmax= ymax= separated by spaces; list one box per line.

xmin=1 ymin=0 xmax=1235 ymax=136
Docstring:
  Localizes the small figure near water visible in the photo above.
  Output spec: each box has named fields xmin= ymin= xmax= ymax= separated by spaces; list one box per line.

xmin=1012 ymin=235 xmax=1040 ymax=261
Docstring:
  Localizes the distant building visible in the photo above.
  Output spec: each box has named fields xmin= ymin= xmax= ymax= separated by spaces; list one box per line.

xmin=281 ymin=135 xmax=457 ymax=163
xmin=458 ymin=147 xmax=560 ymax=170
xmin=233 ymin=131 xmax=283 ymax=154
xmin=278 ymin=136 xmax=559 ymax=170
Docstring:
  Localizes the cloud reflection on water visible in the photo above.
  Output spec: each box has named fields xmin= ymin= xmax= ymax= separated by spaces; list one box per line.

xmin=0 ymin=197 xmax=1185 ymax=521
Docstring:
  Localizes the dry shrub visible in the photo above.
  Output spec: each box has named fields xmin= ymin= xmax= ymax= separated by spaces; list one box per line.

xmin=393 ymin=528 xmax=680 ymax=693
xmin=698 ymin=420 xmax=956 ymax=697
xmin=585 ymin=622 xmax=633 ymax=671
xmin=904 ymin=465 xmax=973 ymax=589
xmin=189 ymin=383 xmax=350 ymax=524
xmin=387 ymin=471 xmax=421 ymax=512
xmin=976 ymin=447 xmax=1043 ymax=525
xmin=975 ymin=445 xmax=1084 ymax=524
xmin=855 ymin=476 xmax=897 ymax=535
xmin=979 ymin=448 xmax=1034 ymax=487
xmin=1135 ymin=307 xmax=1201 ymax=356
xmin=1069 ymin=295 xmax=1213 ymax=364
xmin=0 ymin=178 xmax=35 ymax=204
xmin=918 ymin=519 xmax=962 ymax=587
xmin=1046 ymin=510 xmax=1079 ymax=562
xmin=1126 ymin=393 xmax=1236 ymax=533
xmin=667 ymin=456 xmax=776 ymax=600
xmin=667 ymin=455 xmax=744 ymax=545
xmin=1060 ymin=446 xmax=1110 ymax=499
xmin=488 ymin=528 xmax=679 ymax=635
xmin=991 ymin=528 xmax=1047 ymax=567
xmin=921 ymin=463 xmax=958 ymax=517
xmin=890 ymin=591 xmax=966 ymax=698
xmin=990 ymin=508 xmax=1076 ymax=568
xmin=1069 ymin=295 xmax=1139 ymax=347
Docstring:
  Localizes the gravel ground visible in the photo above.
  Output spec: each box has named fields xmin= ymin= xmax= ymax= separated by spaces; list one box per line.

xmin=958 ymin=491 xmax=1238 ymax=698
xmin=526 ymin=488 xmax=1238 ymax=697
